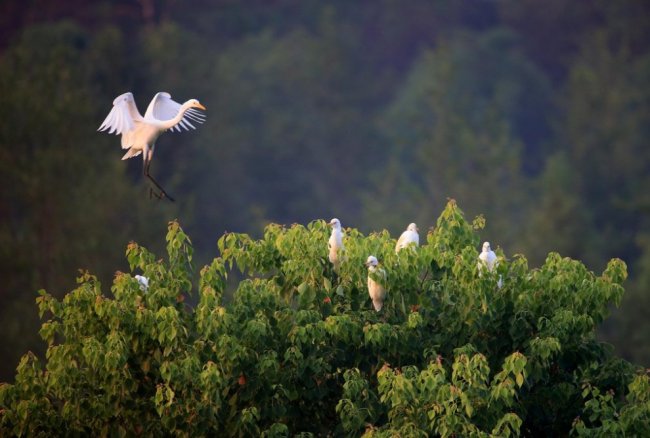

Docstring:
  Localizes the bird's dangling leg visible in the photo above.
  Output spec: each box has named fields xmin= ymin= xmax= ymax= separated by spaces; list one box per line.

xmin=149 ymin=187 xmax=164 ymax=200
xmin=144 ymin=159 xmax=175 ymax=202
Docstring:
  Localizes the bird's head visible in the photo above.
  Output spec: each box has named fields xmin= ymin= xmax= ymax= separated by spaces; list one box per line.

xmin=482 ymin=242 xmax=491 ymax=252
xmin=365 ymin=255 xmax=379 ymax=267
xmin=408 ymin=223 xmax=418 ymax=233
xmin=328 ymin=218 xmax=341 ymax=230
xmin=188 ymin=99 xmax=207 ymax=111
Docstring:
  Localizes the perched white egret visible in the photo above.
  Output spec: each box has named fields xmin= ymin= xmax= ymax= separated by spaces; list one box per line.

xmin=478 ymin=241 xmax=503 ymax=287
xmin=98 ymin=92 xmax=207 ymax=201
xmin=395 ymin=223 xmax=419 ymax=253
xmin=134 ymin=275 xmax=149 ymax=292
xmin=478 ymin=242 xmax=497 ymax=272
xmin=328 ymin=218 xmax=345 ymax=270
xmin=366 ymin=255 xmax=387 ymax=311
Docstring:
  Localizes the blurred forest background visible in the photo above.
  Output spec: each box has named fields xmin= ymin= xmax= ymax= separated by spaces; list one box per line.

xmin=1 ymin=0 xmax=649 ymax=383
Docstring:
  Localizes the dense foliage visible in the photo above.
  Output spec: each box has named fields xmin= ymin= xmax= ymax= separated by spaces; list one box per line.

xmin=1 ymin=202 xmax=647 ymax=436
xmin=2 ymin=1 xmax=650 ymax=381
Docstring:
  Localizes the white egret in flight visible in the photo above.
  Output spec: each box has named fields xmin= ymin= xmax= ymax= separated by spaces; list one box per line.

xmin=98 ymin=92 xmax=206 ymax=201
xmin=395 ymin=222 xmax=419 ymax=253
xmin=366 ymin=255 xmax=387 ymax=311
xmin=328 ymin=218 xmax=345 ymax=270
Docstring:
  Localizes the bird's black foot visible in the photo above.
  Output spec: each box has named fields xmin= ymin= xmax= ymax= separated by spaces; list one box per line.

xmin=149 ymin=187 xmax=163 ymax=200
xmin=162 ymin=191 xmax=175 ymax=202
xmin=148 ymin=187 xmax=174 ymax=202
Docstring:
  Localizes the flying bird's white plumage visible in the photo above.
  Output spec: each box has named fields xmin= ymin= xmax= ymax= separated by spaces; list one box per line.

xmin=98 ymin=92 xmax=206 ymax=201
xmin=328 ymin=218 xmax=345 ymax=270
xmin=134 ymin=275 xmax=149 ymax=292
xmin=395 ymin=223 xmax=419 ymax=253
xmin=366 ymin=255 xmax=387 ymax=311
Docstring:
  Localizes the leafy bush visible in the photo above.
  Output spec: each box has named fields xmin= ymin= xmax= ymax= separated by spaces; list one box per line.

xmin=1 ymin=201 xmax=647 ymax=436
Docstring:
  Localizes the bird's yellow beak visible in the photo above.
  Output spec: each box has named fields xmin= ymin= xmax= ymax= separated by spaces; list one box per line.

xmin=196 ymin=102 xmax=207 ymax=111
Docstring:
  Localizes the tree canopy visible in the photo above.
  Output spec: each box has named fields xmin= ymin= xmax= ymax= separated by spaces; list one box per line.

xmin=1 ymin=202 xmax=648 ymax=436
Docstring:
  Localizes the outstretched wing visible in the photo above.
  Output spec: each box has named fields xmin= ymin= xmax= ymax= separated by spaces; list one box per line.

xmin=145 ymin=92 xmax=205 ymax=133
xmin=98 ymin=92 xmax=143 ymax=134
xmin=98 ymin=92 xmax=144 ymax=148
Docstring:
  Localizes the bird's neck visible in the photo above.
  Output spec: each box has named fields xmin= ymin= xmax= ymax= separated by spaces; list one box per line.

xmin=162 ymin=101 xmax=194 ymax=129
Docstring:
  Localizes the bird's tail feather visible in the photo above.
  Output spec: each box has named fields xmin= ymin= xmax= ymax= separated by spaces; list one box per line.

xmin=121 ymin=148 xmax=142 ymax=160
